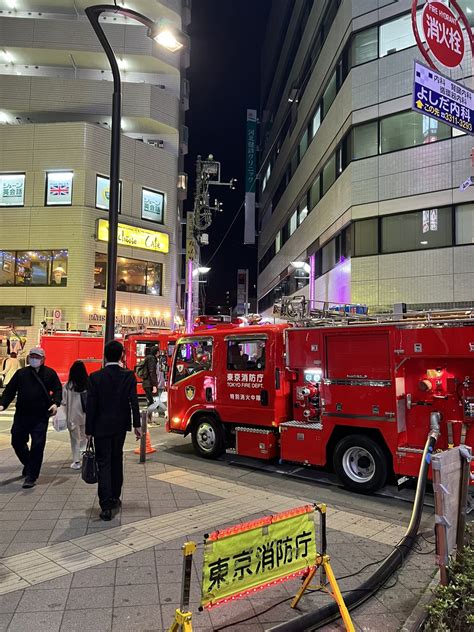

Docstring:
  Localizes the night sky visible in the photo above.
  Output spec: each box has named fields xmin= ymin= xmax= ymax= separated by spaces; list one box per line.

xmin=184 ymin=0 xmax=271 ymax=311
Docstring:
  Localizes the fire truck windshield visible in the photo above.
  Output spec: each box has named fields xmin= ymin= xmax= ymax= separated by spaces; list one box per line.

xmin=173 ymin=338 xmax=213 ymax=383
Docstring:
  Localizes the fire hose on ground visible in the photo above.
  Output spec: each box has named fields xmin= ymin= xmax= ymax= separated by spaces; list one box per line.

xmin=268 ymin=412 xmax=441 ymax=632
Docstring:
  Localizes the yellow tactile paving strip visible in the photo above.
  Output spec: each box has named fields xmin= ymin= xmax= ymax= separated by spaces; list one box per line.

xmin=0 ymin=469 xmax=406 ymax=596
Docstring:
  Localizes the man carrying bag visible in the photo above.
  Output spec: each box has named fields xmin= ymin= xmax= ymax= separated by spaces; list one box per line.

xmin=85 ymin=340 xmax=141 ymax=521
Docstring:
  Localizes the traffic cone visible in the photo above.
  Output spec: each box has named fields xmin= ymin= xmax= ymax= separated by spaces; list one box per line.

xmin=134 ymin=431 xmax=156 ymax=454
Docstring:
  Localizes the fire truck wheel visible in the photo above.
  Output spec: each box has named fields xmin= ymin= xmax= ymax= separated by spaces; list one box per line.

xmin=333 ymin=435 xmax=387 ymax=493
xmin=191 ymin=416 xmax=225 ymax=459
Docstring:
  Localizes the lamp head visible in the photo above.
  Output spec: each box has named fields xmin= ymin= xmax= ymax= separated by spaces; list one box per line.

xmin=149 ymin=24 xmax=184 ymax=52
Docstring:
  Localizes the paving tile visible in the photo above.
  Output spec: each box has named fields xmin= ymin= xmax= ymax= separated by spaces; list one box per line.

xmin=114 ymin=583 xmax=159 ymax=607
xmin=115 ymin=566 xmax=156 ymax=586
xmin=116 ymin=550 xmax=156 ymax=567
xmin=16 ymin=587 xmax=69 ymax=612
xmin=60 ymin=607 xmax=113 ymax=632
xmin=71 ymin=567 xmax=116 ymax=588
xmin=111 ymin=605 xmax=163 ymax=631
xmin=0 ymin=613 xmax=12 ymax=632
xmin=66 ymin=586 xmax=114 ymax=610
xmin=29 ymin=574 xmax=73 ymax=591
xmin=0 ymin=591 xmax=23 ymax=613
xmin=7 ymin=610 xmax=63 ymax=632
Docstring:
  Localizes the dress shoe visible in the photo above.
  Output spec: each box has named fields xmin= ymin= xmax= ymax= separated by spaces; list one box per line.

xmin=22 ymin=478 xmax=36 ymax=489
xmin=100 ymin=509 xmax=112 ymax=521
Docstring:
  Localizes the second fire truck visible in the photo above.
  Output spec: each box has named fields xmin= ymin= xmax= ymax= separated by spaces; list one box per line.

xmin=166 ymin=303 xmax=474 ymax=492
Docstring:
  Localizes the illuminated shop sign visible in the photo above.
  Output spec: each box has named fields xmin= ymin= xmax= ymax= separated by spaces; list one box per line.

xmin=96 ymin=175 xmax=122 ymax=211
xmin=0 ymin=173 xmax=25 ymax=206
xmin=142 ymin=188 xmax=164 ymax=224
xmin=45 ymin=171 xmax=73 ymax=206
xmin=96 ymin=219 xmax=169 ymax=254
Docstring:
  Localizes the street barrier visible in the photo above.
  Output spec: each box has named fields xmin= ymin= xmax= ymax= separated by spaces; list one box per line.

xmin=165 ymin=503 xmax=354 ymax=632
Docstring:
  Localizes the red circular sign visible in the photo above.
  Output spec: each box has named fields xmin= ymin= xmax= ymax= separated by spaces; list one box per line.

xmin=422 ymin=1 xmax=465 ymax=68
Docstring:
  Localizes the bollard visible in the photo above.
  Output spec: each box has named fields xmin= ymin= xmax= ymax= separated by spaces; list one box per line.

xmin=139 ymin=409 xmax=148 ymax=463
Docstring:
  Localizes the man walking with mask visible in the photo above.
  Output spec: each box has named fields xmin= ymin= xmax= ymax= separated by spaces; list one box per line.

xmin=0 ymin=347 xmax=62 ymax=488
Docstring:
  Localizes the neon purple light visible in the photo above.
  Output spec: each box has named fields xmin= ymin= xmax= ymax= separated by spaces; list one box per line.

xmin=186 ymin=259 xmax=193 ymax=334
xmin=309 ymin=254 xmax=316 ymax=309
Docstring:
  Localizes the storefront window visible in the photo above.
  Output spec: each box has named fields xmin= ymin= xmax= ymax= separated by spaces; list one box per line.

xmin=95 ymin=253 xmax=163 ymax=295
xmin=146 ymin=262 xmax=162 ymax=296
xmin=322 ymin=239 xmax=336 ymax=274
xmin=50 ymin=250 xmax=68 ymax=286
xmin=15 ymin=251 xmax=50 ymax=286
xmin=0 ymin=251 xmax=15 ymax=285
xmin=381 ymin=208 xmax=453 ymax=253
xmin=117 ymin=258 xmax=147 ymax=294
xmin=350 ymin=26 xmax=378 ymax=67
xmin=380 ymin=111 xmax=450 ymax=154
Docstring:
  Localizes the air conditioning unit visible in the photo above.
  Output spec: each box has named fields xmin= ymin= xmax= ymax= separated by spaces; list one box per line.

xmin=146 ymin=140 xmax=164 ymax=148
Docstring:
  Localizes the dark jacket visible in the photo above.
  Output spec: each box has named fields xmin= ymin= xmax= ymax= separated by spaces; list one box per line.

xmin=1 ymin=365 xmax=62 ymax=420
xmin=141 ymin=353 xmax=158 ymax=388
xmin=86 ymin=364 xmax=140 ymax=437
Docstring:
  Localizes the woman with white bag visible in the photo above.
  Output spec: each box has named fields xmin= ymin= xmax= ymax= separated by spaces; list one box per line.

xmin=62 ymin=360 xmax=88 ymax=469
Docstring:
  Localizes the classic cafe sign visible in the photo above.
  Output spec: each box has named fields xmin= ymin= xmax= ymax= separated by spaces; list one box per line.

xmin=96 ymin=219 xmax=169 ymax=254
xmin=412 ymin=0 xmax=471 ymax=70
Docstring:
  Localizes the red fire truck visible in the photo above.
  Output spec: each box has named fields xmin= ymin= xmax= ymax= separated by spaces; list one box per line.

xmin=40 ymin=331 xmax=178 ymax=393
xmin=166 ymin=309 xmax=474 ymax=492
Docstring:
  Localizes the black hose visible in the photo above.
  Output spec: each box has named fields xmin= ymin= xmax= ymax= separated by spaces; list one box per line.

xmin=268 ymin=429 xmax=439 ymax=632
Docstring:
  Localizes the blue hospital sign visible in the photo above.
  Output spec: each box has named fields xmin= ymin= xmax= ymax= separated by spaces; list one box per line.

xmin=412 ymin=61 xmax=474 ymax=135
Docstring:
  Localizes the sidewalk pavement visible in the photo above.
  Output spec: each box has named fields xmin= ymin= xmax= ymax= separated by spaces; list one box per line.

xmin=0 ymin=419 xmax=438 ymax=632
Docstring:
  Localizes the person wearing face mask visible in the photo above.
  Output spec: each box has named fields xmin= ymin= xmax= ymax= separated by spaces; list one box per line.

xmin=0 ymin=347 xmax=62 ymax=488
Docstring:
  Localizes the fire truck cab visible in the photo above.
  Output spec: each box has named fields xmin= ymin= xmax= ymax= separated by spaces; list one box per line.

xmin=167 ymin=316 xmax=474 ymax=493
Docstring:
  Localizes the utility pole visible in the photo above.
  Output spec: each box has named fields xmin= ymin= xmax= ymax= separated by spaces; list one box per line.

xmin=184 ymin=155 xmax=236 ymax=333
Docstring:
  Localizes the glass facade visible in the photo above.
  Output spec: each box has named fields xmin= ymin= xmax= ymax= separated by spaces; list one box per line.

xmin=94 ymin=253 xmax=162 ymax=295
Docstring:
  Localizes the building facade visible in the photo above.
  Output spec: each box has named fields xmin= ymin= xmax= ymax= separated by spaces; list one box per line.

xmin=0 ymin=0 xmax=190 ymax=352
xmin=257 ymin=0 xmax=474 ymax=317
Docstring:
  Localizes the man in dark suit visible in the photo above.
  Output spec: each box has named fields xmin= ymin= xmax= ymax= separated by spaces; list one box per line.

xmin=0 ymin=347 xmax=62 ymax=489
xmin=86 ymin=340 xmax=141 ymax=521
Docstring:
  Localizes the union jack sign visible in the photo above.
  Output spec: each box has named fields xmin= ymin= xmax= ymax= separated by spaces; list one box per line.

xmin=46 ymin=171 xmax=73 ymax=205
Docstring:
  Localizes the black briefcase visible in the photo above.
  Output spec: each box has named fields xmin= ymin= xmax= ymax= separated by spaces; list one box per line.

xmin=81 ymin=437 xmax=98 ymax=484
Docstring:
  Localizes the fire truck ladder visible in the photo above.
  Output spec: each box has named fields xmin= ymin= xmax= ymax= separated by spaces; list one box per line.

xmin=274 ymin=296 xmax=474 ymax=329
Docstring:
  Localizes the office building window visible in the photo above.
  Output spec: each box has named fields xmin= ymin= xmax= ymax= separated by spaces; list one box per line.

xmin=322 ymin=71 xmax=337 ymax=117
xmin=262 ymin=163 xmax=271 ymax=191
xmin=298 ymin=202 xmax=309 ymax=225
xmin=380 ymin=111 xmax=450 ymax=153
xmin=309 ymin=174 xmax=321 ymax=209
xmin=322 ymin=153 xmax=336 ymax=195
xmin=289 ymin=210 xmax=298 ymax=236
xmin=354 ymin=218 xmax=379 ymax=256
xmin=350 ymin=26 xmax=378 ymax=67
xmin=322 ymin=239 xmax=336 ymax=274
xmin=310 ymin=106 xmax=321 ymax=139
xmin=455 ymin=204 xmax=474 ymax=244
xmin=275 ymin=231 xmax=281 ymax=253
xmin=351 ymin=121 xmax=378 ymax=159
xmin=6 ymin=250 xmax=69 ymax=286
xmin=95 ymin=254 xmax=162 ymax=295
xmin=381 ymin=208 xmax=453 ymax=253
xmin=299 ymin=129 xmax=308 ymax=161
xmin=290 ymin=150 xmax=299 ymax=177
xmin=0 ymin=173 xmax=25 ymax=207
xmin=379 ymin=13 xmax=416 ymax=57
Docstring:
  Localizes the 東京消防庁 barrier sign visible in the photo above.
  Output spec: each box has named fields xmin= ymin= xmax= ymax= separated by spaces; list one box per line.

xmin=201 ymin=505 xmax=317 ymax=608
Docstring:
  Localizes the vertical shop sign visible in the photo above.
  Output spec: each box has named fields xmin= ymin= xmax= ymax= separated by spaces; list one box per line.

xmin=244 ymin=109 xmax=257 ymax=245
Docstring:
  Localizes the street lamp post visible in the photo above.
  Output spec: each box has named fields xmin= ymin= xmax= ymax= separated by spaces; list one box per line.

xmin=85 ymin=4 xmax=183 ymax=344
